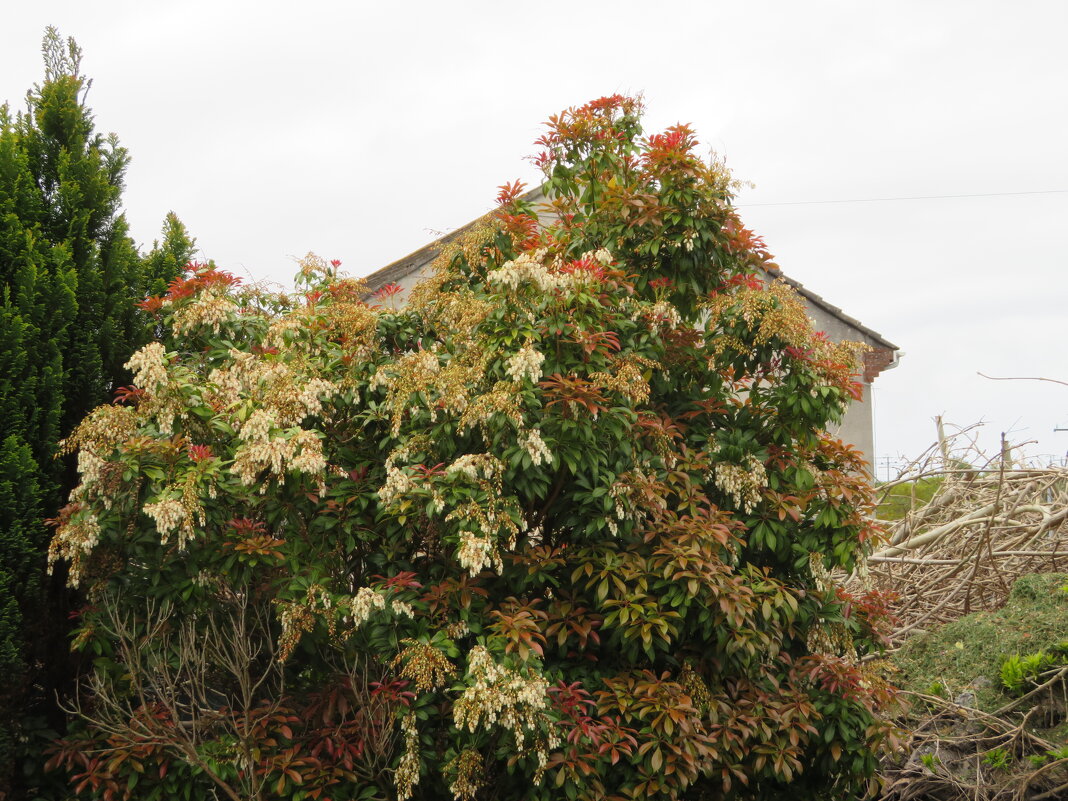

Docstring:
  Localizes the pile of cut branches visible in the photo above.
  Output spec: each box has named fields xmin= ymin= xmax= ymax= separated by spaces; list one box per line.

xmin=852 ymin=424 xmax=1068 ymax=800
xmin=858 ymin=427 xmax=1067 ymax=644
xmin=881 ymin=691 xmax=1068 ymax=801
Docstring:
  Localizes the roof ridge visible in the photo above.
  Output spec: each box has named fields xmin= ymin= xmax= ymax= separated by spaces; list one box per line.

xmin=359 ymin=191 xmax=898 ymax=352
xmin=359 ymin=185 xmax=546 ymax=291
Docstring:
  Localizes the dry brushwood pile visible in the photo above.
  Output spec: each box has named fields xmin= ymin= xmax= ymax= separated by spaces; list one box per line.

xmin=848 ymin=429 xmax=1068 ymax=800
xmin=865 ymin=433 xmax=1067 ymax=643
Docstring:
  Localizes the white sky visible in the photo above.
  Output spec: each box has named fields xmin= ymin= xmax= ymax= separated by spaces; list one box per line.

xmin=4 ymin=1 xmax=1066 ymax=471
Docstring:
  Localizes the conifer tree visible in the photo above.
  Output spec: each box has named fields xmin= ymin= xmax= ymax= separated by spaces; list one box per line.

xmin=0 ymin=29 xmax=194 ymax=793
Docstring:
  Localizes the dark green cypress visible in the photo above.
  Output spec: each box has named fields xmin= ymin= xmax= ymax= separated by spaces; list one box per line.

xmin=0 ymin=28 xmax=194 ymax=794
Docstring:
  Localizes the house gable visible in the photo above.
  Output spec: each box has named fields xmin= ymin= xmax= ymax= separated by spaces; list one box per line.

xmin=360 ymin=190 xmax=900 ymax=466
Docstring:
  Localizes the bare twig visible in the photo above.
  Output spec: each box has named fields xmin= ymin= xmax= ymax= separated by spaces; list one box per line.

xmin=977 ymin=372 xmax=1068 ymax=388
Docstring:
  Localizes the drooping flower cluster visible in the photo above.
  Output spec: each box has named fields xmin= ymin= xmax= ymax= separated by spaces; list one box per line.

xmin=393 ymin=641 xmax=457 ymax=692
xmin=591 ymin=247 xmax=613 ymax=266
xmin=446 ymin=749 xmax=485 ymax=801
xmin=60 ymin=406 xmax=139 ymax=510
xmin=647 ymin=300 xmax=683 ymax=334
xmin=713 ymin=455 xmax=768 ymax=513
xmin=378 ymin=463 xmax=416 ymax=508
xmin=370 ymin=348 xmax=443 ymax=434
xmin=125 ymin=342 xmax=169 ymax=394
xmin=350 ymin=586 xmax=387 ymax=626
xmin=446 ymin=453 xmax=501 ymax=482
xmin=446 ymin=489 xmax=522 ymax=575
xmin=456 ymin=530 xmax=494 ymax=576
xmin=453 ymin=646 xmax=554 ymax=753
xmin=171 ymin=288 xmax=235 ymax=335
xmin=276 ymin=600 xmax=316 ymax=662
xmin=504 ymin=344 xmax=545 ymax=384
xmin=208 ymin=352 xmax=339 ymax=429
xmin=232 ymin=415 xmax=327 ymax=487
xmin=75 ymin=450 xmax=107 ymax=494
xmin=395 ymin=712 xmax=421 ymax=801
xmin=588 ymin=354 xmax=657 ymax=405
xmin=46 ymin=510 xmax=101 ymax=588
xmin=805 ymin=552 xmax=860 ymax=660
xmin=487 ymin=250 xmax=572 ymax=293
xmin=519 ymin=429 xmax=552 ymax=466
xmin=142 ymin=497 xmax=185 ymax=539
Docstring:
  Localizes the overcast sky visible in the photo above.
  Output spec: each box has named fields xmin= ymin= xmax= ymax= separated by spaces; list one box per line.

xmin=4 ymin=1 xmax=1066 ymax=471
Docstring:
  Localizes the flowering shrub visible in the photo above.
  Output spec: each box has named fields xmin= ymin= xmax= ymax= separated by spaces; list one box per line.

xmin=47 ymin=96 xmax=897 ymax=801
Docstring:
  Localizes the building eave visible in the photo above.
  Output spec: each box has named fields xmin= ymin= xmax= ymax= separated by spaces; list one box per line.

xmin=360 ymin=193 xmax=899 ymax=359
xmin=766 ymin=266 xmax=899 ymax=352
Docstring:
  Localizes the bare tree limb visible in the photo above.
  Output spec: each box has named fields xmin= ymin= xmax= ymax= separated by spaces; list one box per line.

xmin=977 ymin=372 xmax=1068 ymax=387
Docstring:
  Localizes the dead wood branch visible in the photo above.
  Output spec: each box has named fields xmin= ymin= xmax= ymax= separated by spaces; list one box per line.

xmin=977 ymin=373 xmax=1068 ymax=388
xmin=879 ymin=692 xmax=1067 ymax=801
xmin=849 ymin=430 xmax=1068 ymax=643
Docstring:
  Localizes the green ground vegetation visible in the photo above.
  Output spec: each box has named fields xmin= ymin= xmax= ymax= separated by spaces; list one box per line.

xmin=886 ymin=574 xmax=1068 ymax=796
xmin=892 ymin=573 xmax=1068 ymax=715
xmin=875 ymin=476 xmax=945 ymax=521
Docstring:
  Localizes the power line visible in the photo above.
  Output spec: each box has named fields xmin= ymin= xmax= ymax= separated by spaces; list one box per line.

xmin=738 ymin=189 xmax=1068 ymax=208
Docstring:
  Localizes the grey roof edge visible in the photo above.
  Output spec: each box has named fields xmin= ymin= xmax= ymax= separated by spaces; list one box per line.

xmin=360 ymin=192 xmax=899 ymax=354
xmin=359 ymin=222 xmax=478 ymax=294
xmin=360 ymin=186 xmax=547 ymax=295
xmin=767 ymin=267 xmax=899 ymax=351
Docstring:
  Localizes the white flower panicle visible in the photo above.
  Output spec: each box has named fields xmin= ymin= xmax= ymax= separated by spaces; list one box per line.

xmin=713 ymin=455 xmax=767 ymax=513
xmin=298 ymin=378 xmax=338 ymax=419
xmin=446 ymin=453 xmax=501 ymax=482
xmin=263 ymin=315 xmax=304 ymax=350
xmin=59 ymin=406 xmax=139 ymax=508
xmin=441 ymin=453 xmax=519 ymax=576
xmin=371 ymin=349 xmax=440 ymax=391
xmin=172 ymin=288 xmax=233 ymax=335
xmin=488 ymin=250 xmax=573 ymax=293
xmin=368 ymin=368 xmax=389 ymax=392
xmin=453 ymin=646 xmax=553 ymax=753
xmin=519 ymin=429 xmax=553 ymax=466
xmin=240 ymin=409 xmax=277 ymax=442
xmin=504 ymin=344 xmax=545 ymax=384
xmin=591 ymin=247 xmax=613 ymax=266
xmin=233 ymin=438 xmax=288 ymax=485
xmin=649 ymin=300 xmax=682 ymax=333
xmin=208 ymin=349 xmax=338 ymax=431
xmin=157 ymin=410 xmax=177 ymax=437
xmin=143 ymin=498 xmax=185 ymax=540
xmin=232 ymin=415 xmax=329 ymax=487
xmin=447 ymin=749 xmax=485 ymax=801
xmin=76 ymin=450 xmax=107 ymax=492
xmin=395 ymin=712 xmax=421 ymax=801
xmin=205 ymin=351 xmax=253 ymax=410
xmin=457 ymin=531 xmax=493 ymax=576
xmin=379 ymin=464 xmax=416 ymax=507
xmin=288 ymin=429 xmax=327 ymax=474
xmin=47 ymin=512 xmax=102 ymax=587
xmin=351 ymin=587 xmax=387 ymax=626
xmin=446 ymin=619 xmax=471 ymax=638
xmin=125 ymin=342 xmax=169 ymax=394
